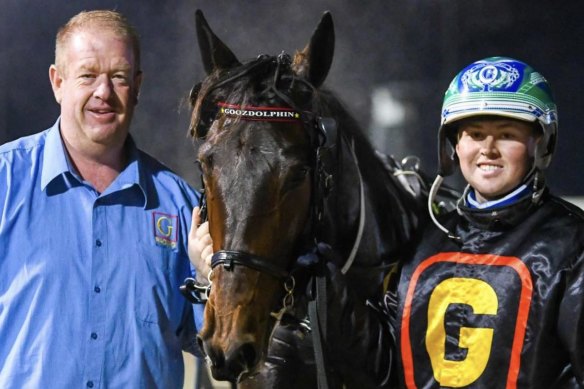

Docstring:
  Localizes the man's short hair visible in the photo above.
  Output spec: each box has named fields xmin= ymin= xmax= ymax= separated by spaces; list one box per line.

xmin=55 ymin=10 xmax=141 ymax=73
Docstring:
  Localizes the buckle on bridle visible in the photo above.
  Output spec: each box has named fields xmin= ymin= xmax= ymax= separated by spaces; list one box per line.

xmin=222 ymin=257 xmax=235 ymax=271
xmin=179 ymin=277 xmax=211 ymax=304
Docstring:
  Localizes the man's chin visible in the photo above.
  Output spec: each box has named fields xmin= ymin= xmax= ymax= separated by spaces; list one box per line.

xmin=86 ymin=125 xmax=129 ymax=145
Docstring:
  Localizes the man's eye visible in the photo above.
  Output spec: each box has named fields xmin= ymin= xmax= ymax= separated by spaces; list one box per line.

xmin=112 ymin=74 xmax=129 ymax=83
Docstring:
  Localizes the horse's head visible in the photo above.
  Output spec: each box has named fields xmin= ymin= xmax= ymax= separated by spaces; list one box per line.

xmin=189 ymin=10 xmax=335 ymax=382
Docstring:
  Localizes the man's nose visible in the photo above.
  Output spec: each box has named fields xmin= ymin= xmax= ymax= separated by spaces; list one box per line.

xmin=93 ymin=75 xmax=113 ymax=101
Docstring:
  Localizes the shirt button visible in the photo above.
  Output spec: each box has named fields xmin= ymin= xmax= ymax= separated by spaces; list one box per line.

xmin=91 ymin=332 xmax=98 ymax=340
xmin=87 ymin=381 xmax=94 ymax=388
xmin=94 ymin=286 xmax=101 ymax=293
xmin=95 ymin=239 xmax=102 ymax=247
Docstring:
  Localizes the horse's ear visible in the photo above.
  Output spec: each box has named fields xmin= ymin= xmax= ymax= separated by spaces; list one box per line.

xmin=295 ymin=12 xmax=335 ymax=88
xmin=195 ymin=10 xmax=241 ymax=74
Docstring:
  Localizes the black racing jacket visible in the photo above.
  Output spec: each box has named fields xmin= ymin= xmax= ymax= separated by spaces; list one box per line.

xmin=395 ymin=192 xmax=584 ymax=388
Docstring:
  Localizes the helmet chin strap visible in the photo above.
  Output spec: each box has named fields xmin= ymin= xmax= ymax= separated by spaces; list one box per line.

xmin=523 ymin=167 xmax=546 ymax=204
xmin=428 ymin=175 xmax=461 ymax=241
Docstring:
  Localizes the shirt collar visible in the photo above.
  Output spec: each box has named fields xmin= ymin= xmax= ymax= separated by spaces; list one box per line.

xmin=103 ymin=137 xmax=150 ymax=208
xmin=41 ymin=119 xmax=71 ymax=190
xmin=41 ymin=118 xmax=150 ymax=208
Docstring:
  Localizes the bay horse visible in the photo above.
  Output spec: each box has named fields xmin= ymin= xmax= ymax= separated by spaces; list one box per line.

xmin=186 ymin=10 xmax=423 ymax=388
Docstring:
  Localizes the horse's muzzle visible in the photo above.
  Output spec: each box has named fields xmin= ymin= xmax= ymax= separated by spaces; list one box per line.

xmin=197 ymin=334 xmax=259 ymax=383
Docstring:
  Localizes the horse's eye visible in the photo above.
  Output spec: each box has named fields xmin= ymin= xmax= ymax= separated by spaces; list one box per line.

xmin=297 ymin=167 xmax=310 ymax=178
xmin=200 ymin=156 xmax=213 ymax=171
xmin=283 ymin=166 xmax=310 ymax=192
xmin=195 ymin=102 xmax=220 ymax=139
xmin=189 ymin=83 xmax=202 ymax=106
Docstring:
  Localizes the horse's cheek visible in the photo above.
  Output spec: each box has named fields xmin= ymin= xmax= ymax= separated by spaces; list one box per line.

xmin=199 ymin=301 xmax=215 ymax=339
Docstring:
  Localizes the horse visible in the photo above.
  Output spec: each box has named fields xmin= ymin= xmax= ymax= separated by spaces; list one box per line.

xmin=185 ymin=10 xmax=423 ymax=388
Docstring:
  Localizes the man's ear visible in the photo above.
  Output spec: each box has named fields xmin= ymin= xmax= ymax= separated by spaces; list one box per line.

xmin=133 ymin=70 xmax=143 ymax=105
xmin=49 ymin=64 xmax=63 ymax=104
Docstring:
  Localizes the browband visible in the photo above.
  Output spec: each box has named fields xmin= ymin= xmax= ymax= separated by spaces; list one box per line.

xmin=218 ymin=102 xmax=301 ymax=122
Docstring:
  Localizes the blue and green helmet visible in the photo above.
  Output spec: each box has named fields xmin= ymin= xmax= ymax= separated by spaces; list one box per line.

xmin=438 ymin=57 xmax=558 ymax=176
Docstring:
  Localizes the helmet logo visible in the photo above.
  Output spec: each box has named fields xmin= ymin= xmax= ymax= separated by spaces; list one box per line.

xmin=461 ymin=61 xmax=521 ymax=92
xmin=478 ymin=66 xmax=500 ymax=85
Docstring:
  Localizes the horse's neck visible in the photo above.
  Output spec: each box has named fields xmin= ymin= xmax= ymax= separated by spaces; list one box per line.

xmin=328 ymin=134 xmax=418 ymax=269
xmin=312 ymin=98 xmax=419 ymax=281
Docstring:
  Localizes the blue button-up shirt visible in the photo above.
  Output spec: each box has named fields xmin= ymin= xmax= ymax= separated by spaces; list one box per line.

xmin=0 ymin=120 xmax=204 ymax=388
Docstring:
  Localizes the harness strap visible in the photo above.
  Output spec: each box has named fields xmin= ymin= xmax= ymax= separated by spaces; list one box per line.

xmin=341 ymin=138 xmax=365 ymax=274
xmin=308 ymin=273 xmax=330 ymax=389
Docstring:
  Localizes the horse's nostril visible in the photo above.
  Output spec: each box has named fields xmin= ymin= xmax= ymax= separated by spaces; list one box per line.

xmin=223 ymin=341 xmax=258 ymax=379
xmin=196 ymin=335 xmax=205 ymax=356
xmin=239 ymin=342 xmax=257 ymax=367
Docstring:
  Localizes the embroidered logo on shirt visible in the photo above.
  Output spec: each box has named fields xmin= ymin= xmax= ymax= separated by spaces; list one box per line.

xmin=153 ymin=212 xmax=178 ymax=248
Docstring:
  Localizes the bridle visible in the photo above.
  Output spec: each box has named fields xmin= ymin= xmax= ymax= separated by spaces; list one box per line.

xmin=180 ymin=52 xmax=367 ymax=389
xmin=180 ymin=52 xmax=365 ymax=311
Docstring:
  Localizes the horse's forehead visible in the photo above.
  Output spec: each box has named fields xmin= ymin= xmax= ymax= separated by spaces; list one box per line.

xmin=207 ymin=120 xmax=308 ymax=154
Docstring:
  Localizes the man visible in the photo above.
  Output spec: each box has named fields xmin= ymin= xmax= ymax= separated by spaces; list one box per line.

xmin=0 ymin=10 xmax=203 ymax=388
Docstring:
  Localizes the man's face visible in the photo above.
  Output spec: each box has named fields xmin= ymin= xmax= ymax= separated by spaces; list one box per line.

xmin=455 ymin=118 xmax=539 ymax=203
xmin=49 ymin=27 xmax=142 ymax=157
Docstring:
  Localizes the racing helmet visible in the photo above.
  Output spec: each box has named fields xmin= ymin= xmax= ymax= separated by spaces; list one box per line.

xmin=438 ymin=56 xmax=558 ymax=177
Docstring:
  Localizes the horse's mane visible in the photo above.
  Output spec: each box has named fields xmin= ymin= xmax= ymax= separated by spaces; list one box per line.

xmin=312 ymin=87 xmax=376 ymax=151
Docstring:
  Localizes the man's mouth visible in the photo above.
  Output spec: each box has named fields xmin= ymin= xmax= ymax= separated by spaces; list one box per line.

xmin=89 ymin=108 xmax=115 ymax=114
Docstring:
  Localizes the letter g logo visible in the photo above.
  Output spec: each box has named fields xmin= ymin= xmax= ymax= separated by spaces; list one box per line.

xmin=400 ymin=252 xmax=532 ymax=389
xmin=426 ymin=278 xmax=497 ymax=387
xmin=152 ymin=211 xmax=178 ymax=248
xmin=156 ymin=216 xmax=173 ymax=237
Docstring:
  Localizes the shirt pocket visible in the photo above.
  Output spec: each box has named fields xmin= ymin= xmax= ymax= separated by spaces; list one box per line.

xmin=133 ymin=242 xmax=186 ymax=328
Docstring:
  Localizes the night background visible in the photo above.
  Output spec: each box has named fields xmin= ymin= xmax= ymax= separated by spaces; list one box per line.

xmin=2 ymin=0 xmax=583 ymax=196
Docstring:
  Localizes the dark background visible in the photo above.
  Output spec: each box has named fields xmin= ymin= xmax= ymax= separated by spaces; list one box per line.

xmin=2 ymin=0 xmax=583 ymax=194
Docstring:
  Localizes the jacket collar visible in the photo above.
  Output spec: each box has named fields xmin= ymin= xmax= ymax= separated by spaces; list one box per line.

xmin=456 ymin=187 xmax=546 ymax=230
